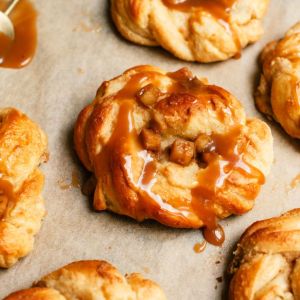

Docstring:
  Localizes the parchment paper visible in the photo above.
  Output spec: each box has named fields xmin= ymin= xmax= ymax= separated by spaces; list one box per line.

xmin=1 ymin=1 xmax=300 ymax=299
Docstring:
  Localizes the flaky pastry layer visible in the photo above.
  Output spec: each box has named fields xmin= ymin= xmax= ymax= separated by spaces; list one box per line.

xmin=256 ymin=22 xmax=300 ymax=138
xmin=4 ymin=260 xmax=167 ymax=300
xmin=0 ymin=108 xmax=48 ymax=268
xmin=74 ymin=65 xmax=273 ymax=229
xmin=111 ymin=0 xmax=269 ymax=62
xmin=229 ymin=209 xmax=300 ymax=300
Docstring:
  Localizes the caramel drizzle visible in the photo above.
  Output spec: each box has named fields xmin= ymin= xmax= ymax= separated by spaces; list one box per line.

xmin=193 ymin=241 xmax=207 ymax=253
xmin=0 ymin=0 xmax=37 ymax=68
xmin=162 ymin=0 xmax=236 ymax=20
xmin=95 ymin=67 xmax=264 ymax=246
xmin=58 ymin=170 xmax=81 ymax=191
xmin=289 ymin=174 xmax=300 ymax=190
xmin=95 ymin=83 xmax=187 ymax=217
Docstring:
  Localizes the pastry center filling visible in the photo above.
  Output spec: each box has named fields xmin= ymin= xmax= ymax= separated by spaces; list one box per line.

xmin=0 ymin=0 xmax=37 ymax=69
xmin=95 ymin=67 xmax=264 ymax=246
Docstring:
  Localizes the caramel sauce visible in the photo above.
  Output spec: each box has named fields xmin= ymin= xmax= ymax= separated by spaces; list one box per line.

xmin=0 ymin=0 xmax=37 ymax=68
xmin=94 ymin=69 xmax=195 ymax=216
xmin=191 ymin=126 xmax=264 ymax=246
xmin=72 ymin=20 xmax=101 ymax=33
xmin=289 ymin=174 xmax=300 ymax=190
xmin=58 ymin=181 xmax=70 ymax=191
xmin=71 ymin=170 xmax=81 ymax=189
xmin=77 ymin=67 xmax=85 ymax=74
xmin=203 ymin=225 xmax=225 ymax=246
xmin=94 ymin=66 xmax=264 ymax=246
xmin=193 ymin=241 xmax=207 ymax=253
xmin=94 ymin=99 xmax=167 ymax=215
xmin=142 ymin=267 xmax=150 ymax=273
xmin=162 ymin=0 xmax=235 ymax=20
xmin=58 ymin=170 xmax=81 ymax=191
xmin=0 ymin=32 xmax=11 ymax=61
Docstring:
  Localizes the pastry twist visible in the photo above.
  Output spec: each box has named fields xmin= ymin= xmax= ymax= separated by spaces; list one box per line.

xmin=4 ymin=260 xmax=167 ymax=300
xmin=0 ymin=108 xmax=48 ymax=268
xmin=74 ymin=65 xmax=273 ymax=229
xmin=229 ymin=209 xmax=300 ymax=300
xmin=256 ymin=22 xmax=300 ymax=138
xmin=111 ymin=0 xmax=269 ymax=62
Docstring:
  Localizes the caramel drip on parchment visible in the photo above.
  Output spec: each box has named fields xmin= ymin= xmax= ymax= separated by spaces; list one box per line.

xmin=203 ymin=225 xmax=225 ymax=246
xmin=0 ymin=0 xmax=37 ymax=68
xmin=94 ymin=67 xmax=264 ymax=247
xmin=288 ymin=174 xmax=300 ymax=191
xmin=194 ymin=241 xmax=207 ymax=253
xmin=58 ymin=170 xmax=81 ymax=191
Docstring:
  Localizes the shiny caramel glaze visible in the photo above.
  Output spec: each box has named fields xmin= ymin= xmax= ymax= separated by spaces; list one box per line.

xmin=74 ymin=66 xmax=273 ymax=245
xmin=289 ymin=174 xmax=300 ymax=190
xmin=203 ymin=225 xmax=225 ymax=246
xmin=162 ymin=0 xmax=236 ymax=19
xmin=193 ymin=241 xmax=206 ymax=253
xmin=0 ymin=0 xmax=37 ymax=68
xmin=57 ymin=170 xmax=81 ymax=191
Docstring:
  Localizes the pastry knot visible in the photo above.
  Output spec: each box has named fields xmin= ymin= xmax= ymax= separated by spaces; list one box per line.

xmin=256 ymin=22 xmax=300 ymax=138
xmin=0 ymin=108 xmax=48 ymax=268
xmin=74 ymin=66 xmax=273 ymax=229
xmin=229 ymin=209 xmax=300 ymax=300
xmin=111 ymin=0 xmax=269 ymax=62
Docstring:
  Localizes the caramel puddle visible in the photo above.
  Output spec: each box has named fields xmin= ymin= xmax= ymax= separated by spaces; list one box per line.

xmin=0 ymin=0 xmax=37 ymax=68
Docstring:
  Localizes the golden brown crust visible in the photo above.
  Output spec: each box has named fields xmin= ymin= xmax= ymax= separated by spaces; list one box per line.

xmin=228 ymin=209 xmax=300 ymax=300
xmin=111 ymin=0 xmax=270 ymax=62
xmin=74 ymin=65 xmax=273 ymax=229
xmin=256 ymin=22 xmax=300 ymax=138
xmin=4 ymin=288 xmax=65 ymax=300
xmin=4 ymin=260 xmax=167 ymax=300
xmin=0 ymin=108 xmax=48 ymax=268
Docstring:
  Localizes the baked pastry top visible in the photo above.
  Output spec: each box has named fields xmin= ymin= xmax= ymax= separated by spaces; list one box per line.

xmin=256 ymin=22 xmax=300 ymax=138
xmin=111 ymin=0 xmax=270 ymax=62
xmin=4 ymin=260 xmax=167 ymax=300
xmin=228 ymin=209 xmax=300 ymax=300
xmin=74 ymin=65 xmax=273 ymax=231
xmin=0 ymin=108 xmax=48 ymax=268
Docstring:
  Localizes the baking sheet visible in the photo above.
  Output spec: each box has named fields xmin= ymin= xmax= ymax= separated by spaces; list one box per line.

xmin=1 ymin=1 xmax=300 ymax=298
